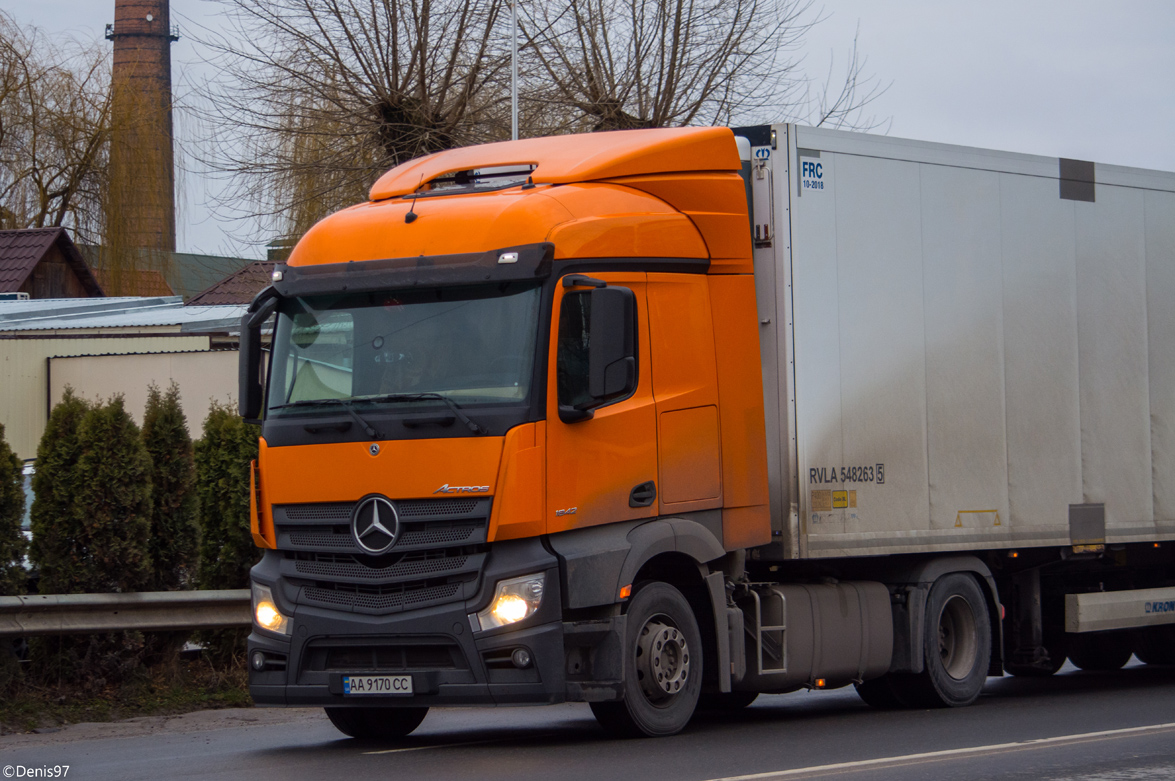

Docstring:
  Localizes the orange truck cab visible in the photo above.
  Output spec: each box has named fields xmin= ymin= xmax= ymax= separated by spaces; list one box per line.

xmin=241 ymin=127 xmax=780 ymax=737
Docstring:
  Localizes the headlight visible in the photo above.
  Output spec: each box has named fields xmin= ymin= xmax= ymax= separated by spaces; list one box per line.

xmin=474 ymin=573 xmax=545 ymax=631
xmin=252 ymin=582 xmax=291 ymax=635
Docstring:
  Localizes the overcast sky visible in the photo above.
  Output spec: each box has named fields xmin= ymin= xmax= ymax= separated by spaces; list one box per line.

xmin=7 ymin=0 xmax=1175 ymax=259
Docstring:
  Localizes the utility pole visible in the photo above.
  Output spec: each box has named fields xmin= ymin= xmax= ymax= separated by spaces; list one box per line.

xmin=511 ymin=0 xmax=518 ymax=141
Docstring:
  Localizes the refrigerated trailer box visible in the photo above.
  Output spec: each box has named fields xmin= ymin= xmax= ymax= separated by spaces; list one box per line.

xmin=240 ymin=124 xmax=1175 ymax=740
xmin=744 ymin=125 xmax=1175 ymax=561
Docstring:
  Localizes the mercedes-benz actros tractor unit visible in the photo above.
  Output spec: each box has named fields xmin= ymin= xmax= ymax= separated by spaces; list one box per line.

xmin=241 ymin=125 xmax=1175 ymax=739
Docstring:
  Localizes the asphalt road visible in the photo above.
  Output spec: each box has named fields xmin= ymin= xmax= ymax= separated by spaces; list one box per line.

xmin=4 ymin=660 xmax=1175 ymax=781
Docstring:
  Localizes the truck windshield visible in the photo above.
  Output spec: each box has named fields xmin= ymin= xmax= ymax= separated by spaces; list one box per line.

xmin=266 ymin=283 xmax=542 ymax=415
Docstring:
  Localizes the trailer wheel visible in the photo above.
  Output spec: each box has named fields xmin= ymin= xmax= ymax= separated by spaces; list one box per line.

xmin=900 ymin=573 xmax=991 ymax=707
xmin=697 ymin=691 xmax=759 ymax=712
xmin=1134 ymin=626 xmax=1175 ymax=665
xmin=1068 ymin=632 xmax=1133 ymax=671
xmin=325 ymin=706 xmax=428 ymax=740
xmin=1004 ymin=625 xmax=1067 ymax=677
xmin=590 ymin=582 xmax=702 ymax=737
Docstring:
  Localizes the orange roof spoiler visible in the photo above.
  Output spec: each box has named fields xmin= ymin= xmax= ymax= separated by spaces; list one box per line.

xmin=369 ymin=127 xmax=740 ymax=202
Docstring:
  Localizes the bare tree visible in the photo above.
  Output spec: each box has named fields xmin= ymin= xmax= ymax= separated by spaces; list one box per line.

xmin=194 ymin=0 xmax=886 ymax=244
xmin=0 ymin=12 xmax=111 ymax=244
xmin=196 ymin=0 xmax=511 ymax=240
xmin=520 ymin=0 xmax=886 ymax=133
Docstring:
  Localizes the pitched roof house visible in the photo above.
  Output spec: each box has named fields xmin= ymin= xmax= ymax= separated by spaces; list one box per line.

xmin=0 ymin=228 xmax=104 ymax=299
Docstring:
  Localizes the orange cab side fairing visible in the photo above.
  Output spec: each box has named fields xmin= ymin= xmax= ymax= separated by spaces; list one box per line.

xmin=646 ymin=274 xmax=723 ymax=513
xmin=709 ymin=275 xmax=772 ymax=549
xmin=486 ymin=421 xmax=547 ymax=542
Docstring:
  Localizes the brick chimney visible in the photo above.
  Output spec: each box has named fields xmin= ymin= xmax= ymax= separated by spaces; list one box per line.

xmin=106 ymin=0 xmax=178 ymax=253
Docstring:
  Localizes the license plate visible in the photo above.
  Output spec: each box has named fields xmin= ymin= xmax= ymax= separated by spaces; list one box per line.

xmin=343 ymin=675 xmax=413 ymax=696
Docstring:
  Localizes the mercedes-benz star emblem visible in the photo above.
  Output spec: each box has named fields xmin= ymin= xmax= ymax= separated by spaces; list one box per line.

xmin=351 ymin=495 xmax=400 ymax=554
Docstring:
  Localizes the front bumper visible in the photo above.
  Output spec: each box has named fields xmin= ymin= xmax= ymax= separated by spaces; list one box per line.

xmin=248 ymin=537 xmax=623 ymax=707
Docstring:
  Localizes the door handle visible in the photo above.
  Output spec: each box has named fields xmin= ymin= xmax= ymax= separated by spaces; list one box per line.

xmin=629 ymin=481 xmax=656 ymax=508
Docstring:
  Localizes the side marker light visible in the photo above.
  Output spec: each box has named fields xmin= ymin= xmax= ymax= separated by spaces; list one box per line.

xmin=619 ymin=584 xmax=632 ymax=600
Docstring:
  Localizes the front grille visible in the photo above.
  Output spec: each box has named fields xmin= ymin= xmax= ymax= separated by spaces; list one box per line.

xmin=303 ymin=640 xmax=465 ymax=672
xmin=293 ymin=553 xmax=470 ymax=581
xmin=303 ymin=582 xmax=461 ymax=611
xmin=273 ymin=497 xmax=490 ymax=615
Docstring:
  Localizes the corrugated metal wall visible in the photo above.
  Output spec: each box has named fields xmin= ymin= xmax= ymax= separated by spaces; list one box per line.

xmin=0 ymin=335 xmax=210 ymax=459
xmin=48 ymin=350 xmax=237 ymax=435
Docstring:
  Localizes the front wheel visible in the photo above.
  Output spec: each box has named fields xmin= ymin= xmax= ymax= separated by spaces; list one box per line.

xmin=590 ymin=582 xmax=702 ymax=737
xmin=325 ymin=706 xmax=428 ymax=740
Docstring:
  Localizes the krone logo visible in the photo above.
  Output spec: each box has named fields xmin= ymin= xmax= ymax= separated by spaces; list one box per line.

xmin=351 ymin=495 xmax=400 ymax=554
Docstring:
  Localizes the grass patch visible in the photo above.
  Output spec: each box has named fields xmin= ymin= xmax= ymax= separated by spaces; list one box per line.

xmin=0 ymin=658 xmax=252 ymax=735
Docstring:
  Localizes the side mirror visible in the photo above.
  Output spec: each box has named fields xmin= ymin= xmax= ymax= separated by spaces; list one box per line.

xmin=239 ymin=294 xmax=278 ymax=420
xmin=587 ymin=286 xmax=636 ymax=402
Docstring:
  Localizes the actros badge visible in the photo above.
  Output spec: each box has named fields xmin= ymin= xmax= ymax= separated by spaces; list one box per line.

xmin=351 ymin=495 xmax=400 ymax=554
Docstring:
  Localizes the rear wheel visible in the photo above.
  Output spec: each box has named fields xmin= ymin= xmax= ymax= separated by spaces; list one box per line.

xmin=1068 ymin=632 xmax=1133 ymax=671
xmin=590 ymin=581 xmax=702 ymax=737
xmin=895 ymin=573 xmax=991 ymax=708
xmin=325 ymin=706 xmax=428 ymax=740
xmin=854 ymin=675 xmax=908 ymax=709
xmin=1134 ymin=626 xmax=1175 ymax=665
xmin=1004 ymin=625 xmax=1067 ymax=677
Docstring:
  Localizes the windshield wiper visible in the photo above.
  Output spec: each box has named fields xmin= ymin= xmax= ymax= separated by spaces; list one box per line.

xmin=354 ymin=393 xmax=487 ymax=436
xmin=268 ymin=398 xmax=382 ymax=440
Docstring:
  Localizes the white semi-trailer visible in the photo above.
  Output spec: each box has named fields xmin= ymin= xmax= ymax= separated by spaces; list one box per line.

xmin=739 ymin=122 xmax=1175 ymax=697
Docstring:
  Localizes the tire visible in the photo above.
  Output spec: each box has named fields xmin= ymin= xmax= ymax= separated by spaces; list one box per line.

xmin=1068 ymin=632 xmax=1133 ymax=671
xmin=1004 ymin=626 xmax=1067 ymax=677
xmin=895 ymin=573 xmax=991 ymax=708
xmin=1134 ymin=626 xmax=1175 ymax=666
xmin=854 ymin=675 xmax=908 ymax=709
xmin=590 ymin=581 xmax=703 ymax=737
xmin=325 ymin=706 xmax=428 ymax=740
xmin=696 ymin=690 xmax=758 ymax=712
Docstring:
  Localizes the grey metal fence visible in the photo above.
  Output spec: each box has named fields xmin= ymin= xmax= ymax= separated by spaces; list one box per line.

xmin=0 ymin=590 xmax=250 ymax=637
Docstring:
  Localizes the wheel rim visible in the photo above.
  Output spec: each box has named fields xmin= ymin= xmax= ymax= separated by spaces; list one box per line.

xmin=938 ymin=595 xmax=979 ymax=680
xmin=635 ymin=614 xmax=691 ymax=704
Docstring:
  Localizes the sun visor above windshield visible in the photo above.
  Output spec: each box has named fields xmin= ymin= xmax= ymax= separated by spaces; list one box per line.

xmin=272 ymin=243 xmax=554 ymax=299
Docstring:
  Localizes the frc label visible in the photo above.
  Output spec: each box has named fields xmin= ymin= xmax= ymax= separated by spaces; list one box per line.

xmin=801 ymin=159 xmax=825 ymax=191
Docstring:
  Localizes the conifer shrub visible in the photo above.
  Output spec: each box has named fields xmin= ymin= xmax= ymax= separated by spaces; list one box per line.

xmin=195 ymin=402 xmax=260 ymax=665
xmin=0 ymin=423 xmax=26 ymax=693
xmin=30 ymin=394 xmax=155 ymax=686
xmin=73 ymin=395 xmax=154 ymax=594
xmin=141 ymin=383 xmax=199 ymax=664
xmin=28 ymin=389 xmax=89 ymax=595
xmin=0 ymin=422 xmax=26 ymax=597
xmin=142 ymin=383 xmax=197 ymax=591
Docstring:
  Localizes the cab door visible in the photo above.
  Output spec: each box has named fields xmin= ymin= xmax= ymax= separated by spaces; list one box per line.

xmin=546 ymin=271 xmax=659 ymax=532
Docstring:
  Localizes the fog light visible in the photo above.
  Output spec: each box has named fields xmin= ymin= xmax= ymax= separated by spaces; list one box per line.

xmin=251 ymin=651 xmax=266 ymax=671
xmin=511 ymin=648 xmax=532 ymax=669
xmin=252 ymin=582 xmax=291 ymax=636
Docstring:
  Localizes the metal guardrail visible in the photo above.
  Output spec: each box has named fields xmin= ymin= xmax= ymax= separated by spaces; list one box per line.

xmin=0 ymin=590 xmax=250 ymax=637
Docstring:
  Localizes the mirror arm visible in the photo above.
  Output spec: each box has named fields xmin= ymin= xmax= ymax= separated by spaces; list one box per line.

xmin=562 ymin=274 xmax=606 ymax=289
xmin=558 ymin=404 xmax=594 ymax=424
